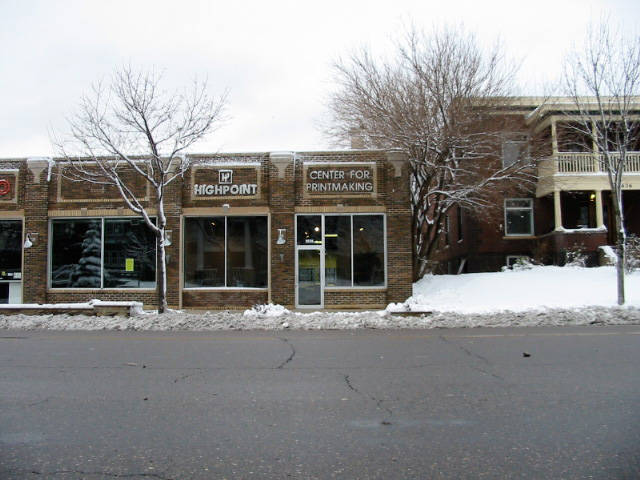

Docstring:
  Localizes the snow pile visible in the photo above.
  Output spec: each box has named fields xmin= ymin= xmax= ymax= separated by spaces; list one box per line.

xmin=390 ymin=266 xmax=640 ymax=313
xmin=244 ymin=303 xmax=291 ymax=317
xmin=1 ymin=266 xmax=639 ymax=331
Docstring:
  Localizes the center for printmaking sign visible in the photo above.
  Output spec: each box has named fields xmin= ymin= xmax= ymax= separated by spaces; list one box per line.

xmin=304 ymin=163 xmax=376 ymax=198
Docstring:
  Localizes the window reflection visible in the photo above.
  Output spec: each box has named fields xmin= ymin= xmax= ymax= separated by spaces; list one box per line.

xmin=51 ymin=218 xmax=156 ymax=289
xmin=184 ymin=216 xmax=268 ymax=288
xmin=353 ymin=216 xmax=385 ymax=286
xmin=325 ymin=216 xmax=352 ymax=286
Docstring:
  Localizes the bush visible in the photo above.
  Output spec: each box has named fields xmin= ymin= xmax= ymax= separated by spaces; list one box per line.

xmin=626 ymin=235 xmax=640 ymax=272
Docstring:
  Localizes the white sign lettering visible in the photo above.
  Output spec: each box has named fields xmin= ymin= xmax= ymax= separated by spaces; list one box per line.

xmin=194 ymin=184 xmax=258 ymax=196
xmin=306 ymin=168 xmax=374 ymax=194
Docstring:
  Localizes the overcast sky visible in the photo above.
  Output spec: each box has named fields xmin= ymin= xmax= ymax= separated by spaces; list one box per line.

xmin=1 ymin=0 xmax=638 ymax=158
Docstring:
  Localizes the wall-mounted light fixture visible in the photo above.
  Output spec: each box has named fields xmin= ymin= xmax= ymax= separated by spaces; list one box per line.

xmin=24 ymin=233 xmax=38 ymax=249
xmin=223 ymin=204 xmax=230 ymax=213
xmin=164 ymin=230 xmax=172 ymax=247
xmin=277 ymin=229 xmax=286 ymax=245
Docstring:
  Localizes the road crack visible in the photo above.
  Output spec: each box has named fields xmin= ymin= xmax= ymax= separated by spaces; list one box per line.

xmin=276 ymin=338 xmax=296 ymax=369
xmin=439 ymin=336 xmax=508 ymax=383
xmin=173 ymin=369 xmax=205 ymax=383
xmin=12 ymin=469 xmax=174 ymax=479
xmin=343 ymin=374 xmax=394 ymax=422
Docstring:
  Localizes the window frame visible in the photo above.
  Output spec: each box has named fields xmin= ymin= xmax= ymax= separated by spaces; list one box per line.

xmin=48 ymin=216 xmax=157 ymax=290
xmin=0 ymin=219 xmax=24 ymax=281
xmin=182 ymin=215 xmax=269 ymax=290
xmin=504 ymin=198 xmax=535 ymax=237
xmin=295 ymin=213 xmax=387 ymax=289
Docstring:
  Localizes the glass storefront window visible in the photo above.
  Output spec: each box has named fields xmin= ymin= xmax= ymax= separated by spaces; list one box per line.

xmin=184 ymin=216 xmax=268 ymax=288
xmin=296 ymin=214 xmax=386 ymax=289
xmin=0 ymin=220 xmax=23 ymax=282
xmin=353 ymin=215 xmax=385 ymax=286
xmin=297 ymin=215 xmax=322 ymax=245
xmin=104 ymin=219 xmax=157 ymax=288
xmin=324 ymin=216 xmax=352 ymax=287
xmin=50 ymin=218 xmax=156 ymax=289
xmin=51 ymin=219 xmax=102 ymax=288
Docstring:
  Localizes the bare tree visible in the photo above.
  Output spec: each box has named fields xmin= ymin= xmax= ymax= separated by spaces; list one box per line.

xmin=562 ymin=19 xmax=640 ymax=305
xmin=325 ymin=25 xmax=530 ymax=279
xmin=54 ymin=65 xmax=228 ymax=312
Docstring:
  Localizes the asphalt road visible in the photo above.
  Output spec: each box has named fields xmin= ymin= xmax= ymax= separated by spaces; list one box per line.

xmin=1 ymin=325 xmax=639 ymax=479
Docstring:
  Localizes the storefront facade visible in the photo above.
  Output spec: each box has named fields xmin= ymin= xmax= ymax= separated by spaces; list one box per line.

xmin=0 ymin=150 xmax=413 ymax=310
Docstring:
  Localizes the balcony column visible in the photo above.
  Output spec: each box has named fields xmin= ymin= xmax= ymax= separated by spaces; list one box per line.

xmin=595 ymin=190 xmax=604 ymax=229
xmin=553 ymin=189 xmax=563 ymax=231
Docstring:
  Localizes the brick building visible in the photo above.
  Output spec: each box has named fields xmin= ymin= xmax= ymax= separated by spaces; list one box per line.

xmin=0 ymin=150 xmax=413 ymax=310
xmin=433 ymin=97 xmax=640 ymax=273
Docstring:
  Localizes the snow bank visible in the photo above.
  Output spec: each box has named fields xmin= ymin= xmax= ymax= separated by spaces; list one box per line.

xmin=1 ymin=266 xmax=639 ymax=331
xmin=390 ymin=266 xmax=640 ymax=314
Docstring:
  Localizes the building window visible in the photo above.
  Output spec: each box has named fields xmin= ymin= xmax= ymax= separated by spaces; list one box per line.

xmin=502 ymin=134 xmax=530 ymax=168
xmin=504 ymin=199 xmax=534 ymax=236
xmin=50 ymin=218 xmax=156 ymax=289
xmin=352 ymin=215 xmax=385 ymax=286
xmin=0 ymin=220 xmax=23 ymax=281
xmin=297 ymin=214 xmax=386 ymax=288
xmin=183 ymin=216 xmax=268 ymax=288
xmin=324 ymin=215 xmax=352 ymax=286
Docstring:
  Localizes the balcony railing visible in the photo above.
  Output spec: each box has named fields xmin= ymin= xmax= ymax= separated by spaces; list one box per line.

xmin=555 ymin=152 xmax=640 ymax=174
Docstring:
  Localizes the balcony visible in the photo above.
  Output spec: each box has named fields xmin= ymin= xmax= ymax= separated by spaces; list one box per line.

xmin=555 ymin=152 xmax=640 ymax=174
xmin=537 ymin=152 xmax=640 ymax=197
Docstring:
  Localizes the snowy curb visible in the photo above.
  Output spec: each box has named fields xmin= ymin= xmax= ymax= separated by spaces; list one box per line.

xmin=1 ymin=306 xmax=639 ymax=331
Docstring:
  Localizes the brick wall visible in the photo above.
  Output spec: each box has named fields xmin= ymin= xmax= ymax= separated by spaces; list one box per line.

xmin=6 ymin=151 xmax=414 ymax=311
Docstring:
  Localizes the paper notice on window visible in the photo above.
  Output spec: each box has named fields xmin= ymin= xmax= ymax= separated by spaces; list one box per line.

xmin=126 ymin=259 xmax=135 ymax=272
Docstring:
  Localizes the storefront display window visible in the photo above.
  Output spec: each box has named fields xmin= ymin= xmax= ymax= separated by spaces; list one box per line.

xmin=0 ymin=220 xmax=23 ymax=280
xmin=50 ymin=218 xmax=156 ymax=288
xmin=184 ymin=216 xmax=268 ymax=288
xmin=352 ymin=215 xmax=385 ymax=286
xmin=296 ymin=214 xmax=386 ymax=289
xmin=324 ymin=216 xmax=352 ymax=286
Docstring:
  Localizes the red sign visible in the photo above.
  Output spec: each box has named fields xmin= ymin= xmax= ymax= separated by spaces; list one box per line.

xmin=0 ymin=179 xmax=10 ymax=196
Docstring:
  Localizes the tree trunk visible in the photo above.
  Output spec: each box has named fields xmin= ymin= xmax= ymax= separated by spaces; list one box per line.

xmin=156 ymin=231 xmax=168 ymax=314
xmin=613 ymin=196 xmax=626 ymax=305
xmin=615 ymin=221 xmax=626 ymax=306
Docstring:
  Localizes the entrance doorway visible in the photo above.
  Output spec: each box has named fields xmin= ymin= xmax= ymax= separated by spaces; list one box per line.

xmin=295 ymin=215 xmax=323 ymax=308
xmin=296 ymin=248 xmax=323 ymax=308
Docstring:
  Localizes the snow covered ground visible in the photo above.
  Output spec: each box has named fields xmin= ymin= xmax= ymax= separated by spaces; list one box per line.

xmin=1 ymin=266 xmax=639 ymax=331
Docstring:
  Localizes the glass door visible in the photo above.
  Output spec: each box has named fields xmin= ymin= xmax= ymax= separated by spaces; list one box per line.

xmin=296 ymin=248 xmax=323 ymax=308
xmin=296 ymin=215 xmax=324 ymax=308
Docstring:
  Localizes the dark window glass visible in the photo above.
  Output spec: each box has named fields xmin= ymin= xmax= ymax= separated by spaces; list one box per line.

xmin=353 ymin=215 xmax=385 ymax=286
xmin=325 ymin=216 xmax=352 ymax=287
xmin=227 ymin=217 xmax=268 ymax=288
xmin=51 ymin=219 xmax=102 ymax=288
xmin=184 ymin=217 xmax=268 ymax=288
xmin=184 ymin=217 xmax=225 ymax=287
xmin=297 ymin=215 xmax=322 ymax=245
xmin=0 ymin=220 xmax=22 ymax=280
xmin=103 ymin=219 xmax=156 ymax=288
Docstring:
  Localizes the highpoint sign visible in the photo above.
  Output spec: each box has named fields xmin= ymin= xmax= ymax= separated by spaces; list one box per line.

xmin=193 ymin=169 xmax=258 ymax=197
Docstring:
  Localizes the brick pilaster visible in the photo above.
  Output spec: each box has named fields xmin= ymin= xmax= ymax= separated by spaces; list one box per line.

xmin=23 ymin=158 xmax=51 ymax=304
xmin=269 ymin=152 xmax=295 ymax=307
